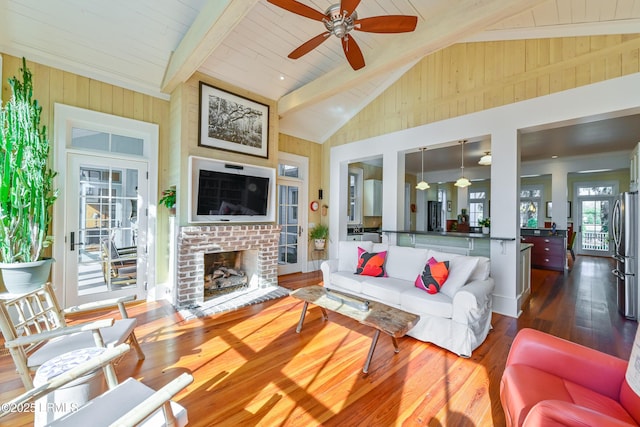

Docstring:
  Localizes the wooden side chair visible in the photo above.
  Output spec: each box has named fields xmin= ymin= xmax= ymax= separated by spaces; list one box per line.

xmin=0 ymin=283 xmax=145 ymax=390
xmin=100 ymin=239 xmax=138 ymax=288
xmin=567 ymin=231 xmax=577 ymax=261
xmin=0 ymin=344 xmax=193 ymax=427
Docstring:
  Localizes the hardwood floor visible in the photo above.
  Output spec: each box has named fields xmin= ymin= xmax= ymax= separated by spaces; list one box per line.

xmin=0 ymin=256 xmax=637 ymax=426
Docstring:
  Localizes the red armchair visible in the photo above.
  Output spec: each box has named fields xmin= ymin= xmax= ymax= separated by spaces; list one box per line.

xmin=500 ymin=328 xmax=640 ymax=426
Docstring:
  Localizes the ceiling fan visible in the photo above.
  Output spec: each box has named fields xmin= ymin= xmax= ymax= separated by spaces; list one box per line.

xmin=267 ymin=0 xmax=418 ymax=70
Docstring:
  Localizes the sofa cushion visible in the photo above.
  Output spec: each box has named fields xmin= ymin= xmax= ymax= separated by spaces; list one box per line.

xmin=469 ymin=256 xmax=491 ymax=281
xmin=415 ymin=259 xmax=450 ymax=294
xmin=427 ymin=250 xmax=479 ymax=299
xmin=337 ymin=241 xmax=373 ymax=272
xmin=384 ymin=246 xmax=430 ymax=282
xmin=329 ymin=271 xmax=370 ymax=294
xmin=361 ymin=277 xmax=412 ymax=306
xmin=355 ymin=248 xmax=388 ymax=277
xmin=400 ymin=287 xmax=454 ymax=318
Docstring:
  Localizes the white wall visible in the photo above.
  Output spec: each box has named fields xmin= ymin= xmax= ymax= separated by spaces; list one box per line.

xmin=329 ymin=72 xmax=640 ymax=318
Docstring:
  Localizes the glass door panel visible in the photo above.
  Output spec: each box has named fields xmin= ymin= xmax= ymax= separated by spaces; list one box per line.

xmin=67 ymin=154 xmax=146 ymax=305
xmin=278 ymin=183 xmax=302 ymax=275
xmin=578 ymin=199 xmax=611 ymax=256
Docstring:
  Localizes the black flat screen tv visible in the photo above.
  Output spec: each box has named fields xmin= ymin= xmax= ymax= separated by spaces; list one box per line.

xmin=189 ymin=156 xmax=275 ymax=223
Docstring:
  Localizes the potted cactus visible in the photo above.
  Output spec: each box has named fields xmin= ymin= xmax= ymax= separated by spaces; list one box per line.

xmin=0 ymin=58 xmax=58 ymax=293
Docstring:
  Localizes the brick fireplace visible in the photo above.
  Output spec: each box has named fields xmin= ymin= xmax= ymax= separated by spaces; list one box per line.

xmin=175 ymin=224 xmax=280 ymax=308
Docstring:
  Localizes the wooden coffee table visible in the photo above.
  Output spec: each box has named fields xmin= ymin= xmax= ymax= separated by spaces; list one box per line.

xmin=289 ymin=285 xmax=419 ymax=373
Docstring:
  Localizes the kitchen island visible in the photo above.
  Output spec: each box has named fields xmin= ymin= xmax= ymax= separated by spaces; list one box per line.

xmin=520 ymin=229 xmax=567 ymax=271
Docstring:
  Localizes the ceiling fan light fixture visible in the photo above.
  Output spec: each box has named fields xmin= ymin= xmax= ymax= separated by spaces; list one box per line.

xmin=454 ymin=140 xmax=471 ymax=188
xmin=415 ymin=147 xmax=430 ymax=191
xmin=324 ymin=4 xmax=356 ymax=38
xmin=478 ymin=151 xmax=492 ymax=165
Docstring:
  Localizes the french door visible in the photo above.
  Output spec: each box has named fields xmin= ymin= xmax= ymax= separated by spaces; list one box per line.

xmin=577 ymin=198 xmax=612 ymax=256
xmin=65 ymin=154 xmax=147 ymax=305
xmin=277 ymin=153 xmax=308 ymax=275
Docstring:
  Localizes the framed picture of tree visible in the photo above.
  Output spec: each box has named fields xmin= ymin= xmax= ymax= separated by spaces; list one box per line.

xmin=198 ymin=82 xmax=269 ymax=158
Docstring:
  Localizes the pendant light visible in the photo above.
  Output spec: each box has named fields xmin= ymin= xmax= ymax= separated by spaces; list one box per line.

xmin=415 ymin=147 xmax=430 ymax=190
xmin=478 ymin=151 xmax=492 ymax=165
xmin=454 ymin=140 xmax=471 ymax=188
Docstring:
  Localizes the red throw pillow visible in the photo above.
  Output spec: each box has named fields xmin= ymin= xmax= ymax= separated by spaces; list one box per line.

xmin=355 ymin=247 xmax=388 ymax=277
xmin=415 ymin=257 xmax=450 ymax=294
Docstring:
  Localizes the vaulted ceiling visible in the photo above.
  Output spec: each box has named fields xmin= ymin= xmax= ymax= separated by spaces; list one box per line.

xmin=1 ymin=0 xmax=639 ymax=169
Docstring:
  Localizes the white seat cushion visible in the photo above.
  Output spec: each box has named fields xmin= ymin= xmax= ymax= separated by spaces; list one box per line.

xmin=28 ymin=318 xmax=137 ymax=368
xmin=329 ymin=271 xmax=370 ymax=294
xmin=400 ymin=287 xmax=454 ymax=319
xmin=48 ymin=377 xmax=188 ymax=427
xmin=361 ymin=277 xmax=412 ymax=306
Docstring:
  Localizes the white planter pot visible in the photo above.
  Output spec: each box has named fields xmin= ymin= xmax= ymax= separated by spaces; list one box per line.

xmin=482 ymin=227 xmax=490 ymax=234
xmin=314 ymin=239 xmax=326 ymax=250
xmin=0 ymin=258 xmax=53 ymax=294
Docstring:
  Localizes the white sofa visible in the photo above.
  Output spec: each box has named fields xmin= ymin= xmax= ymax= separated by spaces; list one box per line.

xmin=320 ymin=241 xmax=495 ymax=357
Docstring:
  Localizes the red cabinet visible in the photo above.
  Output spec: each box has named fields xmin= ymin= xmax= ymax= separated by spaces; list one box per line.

xmin=521 ymin=235 xmax=566 ymax=271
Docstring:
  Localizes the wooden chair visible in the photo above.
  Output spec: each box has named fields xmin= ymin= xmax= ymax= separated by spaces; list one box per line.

xmin=567 ymin=231 xmax=577 ymax=261
xmin=0 ymin=283 xmax=145 ymax=390
xmin=0 ymin=344 xmax=193 ymax=427
xmin=101 ymin=239 xmax=137 ymax=287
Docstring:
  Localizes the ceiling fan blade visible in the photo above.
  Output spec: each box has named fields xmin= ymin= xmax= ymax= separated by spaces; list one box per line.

xmin=340 ymin=0 xmax=361 ymax=16
xmin=355 ymin=15 xmax=418 ymax=33
xmin=288 ymin=32 xmax=331 ymax=59
xmin=267 ymin=0 xmax=326 ymax=21
xmin=342 ymin=35 xmax=365 ymax=70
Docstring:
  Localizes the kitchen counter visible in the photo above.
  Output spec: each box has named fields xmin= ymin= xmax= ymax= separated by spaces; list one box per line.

xmin=382 ymin=229 xmax=490 ymax=239
xmin=381 ymin=229 xmax=493 ymax=257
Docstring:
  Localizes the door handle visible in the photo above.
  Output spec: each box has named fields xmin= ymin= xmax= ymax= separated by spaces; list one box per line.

xmin=298 ymin=226 xmax=303 ymax=237
xmin=70 ymin=232 xmax=85 ymax=251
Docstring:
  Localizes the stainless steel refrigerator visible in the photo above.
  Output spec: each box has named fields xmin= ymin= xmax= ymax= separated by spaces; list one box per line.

xmin=612 ymin=192 xmax=638 ymax=319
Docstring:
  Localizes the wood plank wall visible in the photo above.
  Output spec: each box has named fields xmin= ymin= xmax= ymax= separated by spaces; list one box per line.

xmin=0 ymin=53 xmax=171 ymax=283
xmin=327 ymin=34 xmax=640 ymax=147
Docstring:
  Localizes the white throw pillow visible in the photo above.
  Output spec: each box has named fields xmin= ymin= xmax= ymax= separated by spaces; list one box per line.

xmin=427 ymin=251 xmax=479 ymax=299
xmin=385 ymin=246 xmax=430 ymax=282
xmin=338 ymin=241 xmax=373 ymax=272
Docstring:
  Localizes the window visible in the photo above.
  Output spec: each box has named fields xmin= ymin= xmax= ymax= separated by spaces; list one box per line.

xmin=278 ymin=163 xmax=300 ymax=178
xmin=469 ymin=189 xmax=487 ymax=226
xmin=520 ymin=186 xmax=543 ymax=228
xmin=348 ymin=168 xmax=363 ymax=224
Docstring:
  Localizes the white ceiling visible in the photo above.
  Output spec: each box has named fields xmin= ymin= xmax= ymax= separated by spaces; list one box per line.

xmin=1 ymin=0 xmax=639 ymax=169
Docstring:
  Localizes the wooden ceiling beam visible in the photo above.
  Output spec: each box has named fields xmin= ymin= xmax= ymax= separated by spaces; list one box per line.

xmin=161 ymin=0 xmax=258 ymax=94
xmin=277 ymin=0 xmax=547 ymax=116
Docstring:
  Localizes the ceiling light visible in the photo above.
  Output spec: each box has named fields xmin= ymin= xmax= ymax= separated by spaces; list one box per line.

xmin=454 ymin=140 xmax=471 ymax=188
xmin=415 ymin=147 xmax=430 ymax=190
xmin=551 ymin=155 xmax=558 ymax=159
xmin=478 ymin=151 xmax=491 ymax=165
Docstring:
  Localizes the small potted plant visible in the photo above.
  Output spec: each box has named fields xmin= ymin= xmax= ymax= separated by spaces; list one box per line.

xmin=159 ymin=187 xmax=176 ymax=216
xmin=309 ymin=223 xmax=329 ymax=250
xmin=478 ymin=217 xmax=491 ymax=234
